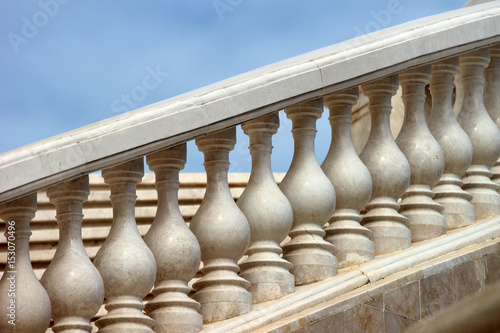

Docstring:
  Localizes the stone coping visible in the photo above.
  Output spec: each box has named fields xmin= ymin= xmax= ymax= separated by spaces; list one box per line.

xmin=1 ymin=3 xmax=500 ymax=204
xmin=201 ymin=216 xmax=500 ymax=332
xmin=258 ymin=237 xmax=500 ymax=332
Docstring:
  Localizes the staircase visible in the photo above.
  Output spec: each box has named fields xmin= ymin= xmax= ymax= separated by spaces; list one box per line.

xmin=1 ymin=2 xmax=500 ymax=332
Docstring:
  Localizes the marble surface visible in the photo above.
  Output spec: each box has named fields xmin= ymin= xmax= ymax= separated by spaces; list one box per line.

xmin=384 ymin=311 xmax=417 ymax=332
xmin=420 ymin=268 xmax=454 ymax=319
xmin=484 ymin=251 xmax=500 ymax=285
xmin=383 ymin=281 xmax=420 ymax=321
xmin=297 ymin=312 xmax=343 ymax=333
xmin=344 ymin=304 xmax=383 ymax=333
xmin=251 ymin=232 xmax=500 ymax=333
xmin=453 ymin=258 xmax=485 ymax=301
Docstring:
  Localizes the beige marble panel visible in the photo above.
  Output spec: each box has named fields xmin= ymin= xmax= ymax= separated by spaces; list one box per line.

xmin=364 ymin=296 xmax=383 ymax=310
xmin=294 ymin=312 xmax=344 ymax=333
xmin=344 ymin=304 xmax=383 ymax=333
xmin=384 ymin=311 xmax=418 ymax=333
xmin=420 ymin=267 xmax=454 ymax=319
xmin=383 ymin=281 xmax=420 ymax=321
xmin=484 ymin=251 xmax=500 ymax=285
xmin=453 ymin=258 xmax=485 ymax=301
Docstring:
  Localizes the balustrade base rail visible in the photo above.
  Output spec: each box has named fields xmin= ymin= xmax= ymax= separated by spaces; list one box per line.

xmin=256 ymin=236 xmax=500 ymax=333
xmin=202 ymin=216 xmax=500 ymax=333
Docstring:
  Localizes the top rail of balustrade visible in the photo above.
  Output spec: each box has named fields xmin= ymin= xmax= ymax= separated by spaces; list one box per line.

xmin=1 ymin=2 xmax=500 ymax=205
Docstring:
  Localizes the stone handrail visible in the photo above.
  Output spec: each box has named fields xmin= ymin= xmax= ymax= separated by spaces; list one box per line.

xmin=1 ymin=2 xmax=499 ymax=204
xmin=1 ymin=2 xmax=500 ymax=333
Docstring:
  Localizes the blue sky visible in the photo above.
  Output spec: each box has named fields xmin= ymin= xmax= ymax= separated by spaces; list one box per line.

xmin=0 ymin=0 xmax=467 ymax=173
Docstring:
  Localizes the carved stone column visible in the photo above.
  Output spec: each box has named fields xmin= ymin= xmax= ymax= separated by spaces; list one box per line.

xmin=321 ymin=88 xmax=374 ymax=267
xmin=94 ymin=158 xmax=157 ymax=332
xmin=428 ymin=57 xmax=475 ymax=229
xmin=360 ymin=75 xmax=412 ymax=254
xmin=144 ymin=144 xmax=202 ymax=333
xmin=484 ymin=45 xmax=500 ymax=185
xmin=458 ymin=48 xmax=500 ymax=219
xmin=190 ymin=128 xmax=252 ymax=323
xmin=0 ymin=194 xmax=51 ymax=333
xmin=280 ymin=99 xmax=337 ymax=285
xmin=396 ymin=65 xmax=446 ymax=241
xmin=237 ymin=112 xmax=294 ymax=303
xmin=41 ymin=176 xmax=104 ymax=333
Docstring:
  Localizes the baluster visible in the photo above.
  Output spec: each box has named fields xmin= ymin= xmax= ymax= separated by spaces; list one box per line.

xmin=0 ymin=194 xmax=51 ymax=333
xmin=280 ymin=99 xmax=337 ymax=285
xmin=321 ymin=88 xmax=374 ymax=267
xmin=144 ymin=144 xmax=203 ymax=333
xmin=429 ymin=58 xmax=475 ymax=229
xmin=189 ymin=128 xmax=252 ymax=323
xmin=94 ymin=158 xmax=157 ymax=332
xmin=41 ymin=176 xmax=104 ymax=333
xmin=360 ymin=75 xmax=412 ymax=254
xmin=484 ymin=45 xmax=500 ymax=185
xmin=458 ymin=48 xmax=500 ymax=219
xmin=237 ymin=112 xmax=294 ymax=303
xmin=396 ymin=65 xmax=446 ymax=241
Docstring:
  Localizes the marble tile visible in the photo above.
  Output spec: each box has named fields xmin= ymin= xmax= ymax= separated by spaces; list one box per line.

xmin=384 ymin=311 xmax=418 ymax=333
xmin=365 ymin=296 xmax=383 ymax=310
xmin=344 ymin=304 xmax=383 ymax=333
xmin=383 ymin=281 xmax=420 ymax=320
xmin=484 ymin=251 xmax=500 ymax=285
xmin=420 ymin=267 xmax=454 ymax=319
xmin=295 ymin=312 xmax=343 ymax=333
xmin=268 ymin=321 xmax=300 ymax=333
xmin=453 ymin=258 xmax=485 ymax=301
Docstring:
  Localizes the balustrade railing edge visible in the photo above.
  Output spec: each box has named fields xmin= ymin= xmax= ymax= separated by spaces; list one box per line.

xmin=201 ymin=216 xmax=500 ymax=333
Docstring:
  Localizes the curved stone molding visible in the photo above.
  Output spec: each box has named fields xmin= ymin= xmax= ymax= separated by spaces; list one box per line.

xmin=396 ymin=65 xmax=446 ymax=241
xmin=0 ymin=194 xmax=51 ymax=333
xmin=428 ymin=57 xmax=475 ymax=230
xmin=321 ymin=88 xmax=374 ymax=267
xmin=41 ymin=176 xmax=104 ymax=333
xmin=484 ymin=45 xmax=500 ymax=185
xmin=280 ymin=99 xmax=337 ymax=285
xmin=190 ymin=128 xmax=252 ymax=323
xmin=144 ymin=144 xmax=203 ymax=333
xmin=94 ymin=158 xmax=157 ymax=332
xmin=359 ymin=75 xmax=412 ymax=254
xmin=458 ymin=48 xmax=500 ymax=219
xmin=238 ymin=112 xmax=295 ymax=303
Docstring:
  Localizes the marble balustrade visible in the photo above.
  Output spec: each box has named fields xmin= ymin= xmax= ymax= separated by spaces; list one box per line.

xmin=1 ymin=45 xmax=500 ymax=332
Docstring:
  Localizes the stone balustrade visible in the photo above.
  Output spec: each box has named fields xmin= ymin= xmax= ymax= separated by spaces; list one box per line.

xmin=429 ymin=57 xmax=475 ymax=230
xmin=280 ymin=99 xmax=337 ymax=285
xmin=144 ymin=144 xmax=203 ymax=333
xmin=321 ymin=88 xmax=374 ymax=267
xmin=238 ymin=113 xmax=295 ymax=302
xmin=1 ymin=5 xmax=500 ymax=332
xmin=94 ymin=159 xmax=157 ymax=332
xmin=458 ymin=48 xmax=500 ymax=220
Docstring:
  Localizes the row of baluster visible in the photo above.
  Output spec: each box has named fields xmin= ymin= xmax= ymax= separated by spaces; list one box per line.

xmin=1 ymin=45 xmax=500 ymax=333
